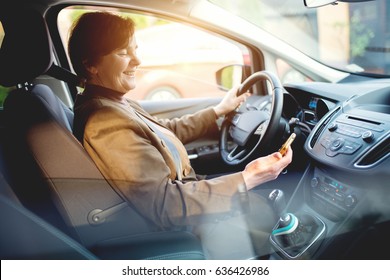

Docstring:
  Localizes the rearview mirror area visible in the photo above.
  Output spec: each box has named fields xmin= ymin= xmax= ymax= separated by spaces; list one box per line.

xmin=303 ymin=0 xmax=337 ymax=8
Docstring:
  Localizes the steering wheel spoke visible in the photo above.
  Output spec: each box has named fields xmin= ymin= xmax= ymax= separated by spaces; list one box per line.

xmin=226 ymin=144 xmax=247 ymax=162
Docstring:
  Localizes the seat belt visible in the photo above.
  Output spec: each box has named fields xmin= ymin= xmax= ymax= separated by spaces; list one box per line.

xmin=133 ymin=111 xmax=183 ymax=180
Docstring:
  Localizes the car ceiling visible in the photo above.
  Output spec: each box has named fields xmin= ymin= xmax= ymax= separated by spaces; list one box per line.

xmin=2 ymin=0 xmax=200 ymax=17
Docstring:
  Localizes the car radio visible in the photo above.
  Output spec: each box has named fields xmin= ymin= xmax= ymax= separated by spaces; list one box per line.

xmin=320 ymin=114 xmax=384 ymax=158
xmin=308 ymin=108 xmax=389 ymax=170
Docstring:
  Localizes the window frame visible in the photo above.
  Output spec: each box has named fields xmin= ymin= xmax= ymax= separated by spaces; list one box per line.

xmin=47 ymin=4 xmax=267 ymax=102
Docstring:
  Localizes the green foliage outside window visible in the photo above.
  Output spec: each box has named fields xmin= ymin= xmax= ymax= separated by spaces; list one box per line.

xmin=0 ymin=86 xmax=14 ymax=108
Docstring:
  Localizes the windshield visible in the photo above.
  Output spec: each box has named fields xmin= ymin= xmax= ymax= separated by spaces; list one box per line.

xmin=210 ymin=0 xmax=390 ymax=77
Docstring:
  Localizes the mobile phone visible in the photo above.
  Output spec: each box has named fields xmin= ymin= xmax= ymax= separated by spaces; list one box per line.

xmin=278 ymin=133 xmax=296 ymax=156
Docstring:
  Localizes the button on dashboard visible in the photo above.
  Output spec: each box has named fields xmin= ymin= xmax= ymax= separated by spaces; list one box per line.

xmin=339 ymin=140 xmax=361 ymax=155
xmin=362 ymin=130 xmax=374 ymax=142
xmin=328 ymin=122 xmax=338 ymax=132
xmin=330 ymin=138 xmax=344 ymax=151
xmin=321 ymin=137 xmax=332 ymax=149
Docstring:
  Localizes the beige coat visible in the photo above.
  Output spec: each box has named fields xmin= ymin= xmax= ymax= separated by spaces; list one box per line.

xmin=73 ymin=85 xmax=246 ymax=228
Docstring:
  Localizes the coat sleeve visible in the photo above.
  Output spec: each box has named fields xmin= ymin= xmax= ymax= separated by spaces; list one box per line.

xmin=82 ymin=106 xmax=246 ymax=228
xmin=157 ymin=107 xmax=219 ymax=144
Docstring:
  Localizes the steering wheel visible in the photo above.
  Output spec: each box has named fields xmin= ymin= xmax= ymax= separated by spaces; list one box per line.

xmin=219 ymin=70 xmax=284 ymax=165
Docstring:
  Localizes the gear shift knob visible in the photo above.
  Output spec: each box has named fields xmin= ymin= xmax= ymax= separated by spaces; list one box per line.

xmin=268 ymin=189 xmax=286 ymax=218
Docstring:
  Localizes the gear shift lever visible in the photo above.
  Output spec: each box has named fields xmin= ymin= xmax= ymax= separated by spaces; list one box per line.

xmin=268 ymin=189 xmax=290 ymax=224
xmin=268 ymin=190 xmax=326 ymax=258
xmin=268 ymin=189 xmax=299 ymax=242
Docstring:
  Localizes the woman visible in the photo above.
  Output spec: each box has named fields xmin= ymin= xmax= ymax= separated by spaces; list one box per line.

xmin=69 ymin=11 xmax=292 ymax=259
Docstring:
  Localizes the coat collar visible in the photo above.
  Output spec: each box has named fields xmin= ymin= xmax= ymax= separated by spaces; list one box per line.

xmin=81 ymin=84 xmax=128 ymax=104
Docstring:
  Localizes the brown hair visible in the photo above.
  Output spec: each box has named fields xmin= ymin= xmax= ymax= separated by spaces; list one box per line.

xmin=68 ymin=11 xmax=135 ymax=79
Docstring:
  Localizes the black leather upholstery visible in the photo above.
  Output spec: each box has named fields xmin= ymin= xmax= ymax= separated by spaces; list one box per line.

xmin=0 ymin=8 xmax=53 ymax=86
xmin=0 ymin=194 xmax=97 ymax=260
xmin=32 ymin=84 xmax=74 ymax=131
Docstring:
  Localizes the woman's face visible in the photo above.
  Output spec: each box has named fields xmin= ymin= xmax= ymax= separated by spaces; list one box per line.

xmin=89 ymin=35 xmax=141 ymax=93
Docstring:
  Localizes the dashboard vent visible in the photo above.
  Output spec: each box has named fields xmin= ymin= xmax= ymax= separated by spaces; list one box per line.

xmin=356 ymin=136 xmax=390 ymax=167
xmin=309 ymin=106 xmax=341 ymax=148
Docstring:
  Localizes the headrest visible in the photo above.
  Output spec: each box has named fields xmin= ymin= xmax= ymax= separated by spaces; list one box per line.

xmin=0 ymin=8 xmax=53 ymax=87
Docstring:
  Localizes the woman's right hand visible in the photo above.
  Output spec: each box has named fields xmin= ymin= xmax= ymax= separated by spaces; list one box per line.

xmin=241 ymin=147 xmax=293 ymax=190
xmin=213 ymin=86 xmax=250 ymax=118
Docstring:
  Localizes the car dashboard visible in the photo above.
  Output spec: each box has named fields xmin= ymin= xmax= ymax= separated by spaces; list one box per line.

xmin=269 ymin=78 xmax=390 ymax=259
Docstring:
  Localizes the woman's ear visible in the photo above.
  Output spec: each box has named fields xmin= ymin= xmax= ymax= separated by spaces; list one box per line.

xmin=86 ymin=65 xmax=98 ymax=75
xmin=83 ymin=60 xmax=98 ymax=75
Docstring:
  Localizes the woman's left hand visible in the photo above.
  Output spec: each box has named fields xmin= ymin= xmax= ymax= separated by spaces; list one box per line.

xmin=213 ymin=86 xmax=250 ymax=118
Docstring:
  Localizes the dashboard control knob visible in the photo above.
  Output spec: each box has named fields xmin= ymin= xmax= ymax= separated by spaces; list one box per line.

xmin=311 ymin=177 xmax=320 ymax=188
xmin=362 ymin=131 xmax=374 ymax=142
xmin=328 ymin=122 xmax=338 ymax=132
xmin=330 ymin=138 xmax=344 ymax=151
xmin=345 ymin=194 xmax=357 ymax=208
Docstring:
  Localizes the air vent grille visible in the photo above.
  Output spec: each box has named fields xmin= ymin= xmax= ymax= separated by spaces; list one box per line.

xmin=310 ymin=106 xmax=341 ymax=148
xmin=356 ymin=136 xmax=390 ymax=167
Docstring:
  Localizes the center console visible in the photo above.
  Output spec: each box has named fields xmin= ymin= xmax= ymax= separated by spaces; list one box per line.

xmin=308 ymin=168 xmax=360 ymax=222
xmin=268 ymin=92 xmax=390 ymax=260
xmin=268 ymin=189 xmax=326 ymax=259
xmin=270 ymin=212 xmax=325 ymax=259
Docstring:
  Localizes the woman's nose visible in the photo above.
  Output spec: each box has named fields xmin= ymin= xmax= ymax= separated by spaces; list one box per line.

xmin=131 ymin=54 xmax=141 ymax=67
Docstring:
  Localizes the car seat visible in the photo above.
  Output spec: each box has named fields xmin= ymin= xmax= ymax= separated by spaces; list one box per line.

xmin=0 ymin=182 xmax=98 ymax=260
xmin=0 ymin=7 xmax=204 ymax=260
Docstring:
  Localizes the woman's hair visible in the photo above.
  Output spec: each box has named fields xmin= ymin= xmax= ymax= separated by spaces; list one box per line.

xmin=68 ymin=11 xmax=135 ymax=79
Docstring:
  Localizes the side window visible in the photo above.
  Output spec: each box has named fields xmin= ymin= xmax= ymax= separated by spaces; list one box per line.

xmin=0 ymin=21 xmax=15 ymax=108
xmin=58 ymin=7 xmax=249 ymax=101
